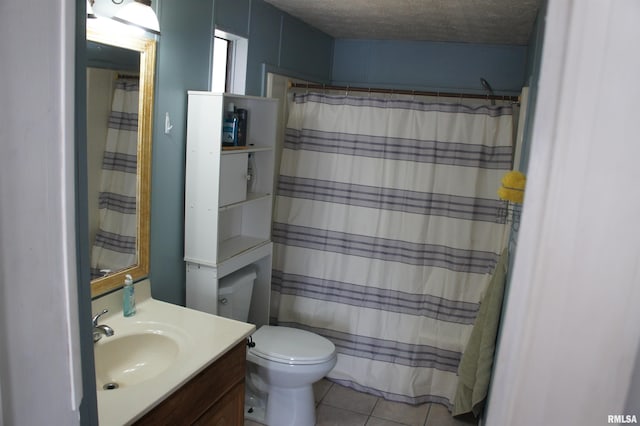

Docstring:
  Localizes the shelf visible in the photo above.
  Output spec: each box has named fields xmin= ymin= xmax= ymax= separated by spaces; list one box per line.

xmin=219 ymin=192 xmax=271 ymax=211
xmin=218 ymin=235 xmax=270 ymax=263
xmin=221 ymin=145 xmax=272 ymax=155
xmin=217 ymin=241 xmax=272 ymax=279
xmin=185 ymin=92 xmax=277 ymax=328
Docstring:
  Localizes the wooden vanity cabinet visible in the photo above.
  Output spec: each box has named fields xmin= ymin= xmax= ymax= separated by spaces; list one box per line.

xmin=193 ymin=381 xmax=244 ymax=426
xmin=135 ymin=340 xmax=246 ymax=426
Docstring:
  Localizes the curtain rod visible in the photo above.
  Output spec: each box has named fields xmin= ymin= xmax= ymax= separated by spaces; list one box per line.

xmin=288 ymin=82 xmax=520 ymax=103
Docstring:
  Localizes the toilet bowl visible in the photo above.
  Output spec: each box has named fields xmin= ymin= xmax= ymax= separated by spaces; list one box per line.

xmin=246 ymin=325 xmax=337 ymax=426
xmin=215 ymin=267 xmax=337 ymax=425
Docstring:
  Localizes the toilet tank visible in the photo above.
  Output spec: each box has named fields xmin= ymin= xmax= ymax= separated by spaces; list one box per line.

xmin=218 ymin=266 xmax=257 ymax=322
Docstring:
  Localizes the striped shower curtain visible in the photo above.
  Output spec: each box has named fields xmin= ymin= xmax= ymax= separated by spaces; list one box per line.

xmin=271 ymin=93 xmax=512 ymax=407
xmin=90 ymin=79 xmax=139 ymax=279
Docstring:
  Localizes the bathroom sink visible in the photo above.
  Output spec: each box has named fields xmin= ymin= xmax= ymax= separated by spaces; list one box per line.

xmin=91 ymin=279 xmax=255 ymax=425
xmin=94 ymin=331 xmax=180 ymax=389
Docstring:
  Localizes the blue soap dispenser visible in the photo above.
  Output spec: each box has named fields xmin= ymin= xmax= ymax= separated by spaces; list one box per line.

xmin=123 ymin=274 xmax=136 ymax=317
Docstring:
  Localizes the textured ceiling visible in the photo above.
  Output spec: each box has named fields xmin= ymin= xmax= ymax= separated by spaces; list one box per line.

xmin=263 ymin=0 xmax=541 ymax=45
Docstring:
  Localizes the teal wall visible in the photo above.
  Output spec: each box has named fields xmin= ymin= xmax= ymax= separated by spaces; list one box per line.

xmin=332 ymin=39 xmax=528 ymax=95
xmin=216 ymin=0 xmax=334 ymax=95
xmin=149 ymin=0 xmax=213 ymax=304
xmin=278 ymin=13 xmax=334 ymax=86
xmin=76 ymin=0 xmax=98 ymax=422
xmin=520 ymin=0 xmax=548 ymax=173
xmin=214 ymin=0 xmax=250 ymax=37
xmin=149 ymin=0 xmax=333 ymax=305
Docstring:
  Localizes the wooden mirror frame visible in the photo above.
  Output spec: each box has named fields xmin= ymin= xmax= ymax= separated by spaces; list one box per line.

xmin=87 ymin=21 xmax=155 ymax=297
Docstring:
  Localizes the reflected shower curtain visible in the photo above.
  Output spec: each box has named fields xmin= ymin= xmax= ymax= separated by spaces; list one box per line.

xmin=271 ymin=93 xmax=512 ymax=407
xmin=91 ymin=79 xmax=139 ymax=279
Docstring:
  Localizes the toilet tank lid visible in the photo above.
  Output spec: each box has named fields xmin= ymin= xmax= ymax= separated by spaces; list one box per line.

xmin=250 ymin=325 xmax=336 ymax=365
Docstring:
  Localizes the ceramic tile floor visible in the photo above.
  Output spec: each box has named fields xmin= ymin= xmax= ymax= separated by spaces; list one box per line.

xmin=244 ymin=379 xmax=479 ymax=426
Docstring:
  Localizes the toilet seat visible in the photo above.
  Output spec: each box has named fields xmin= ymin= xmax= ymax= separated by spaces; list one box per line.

xmin=249 ymin=325 xmax=336 ymax=365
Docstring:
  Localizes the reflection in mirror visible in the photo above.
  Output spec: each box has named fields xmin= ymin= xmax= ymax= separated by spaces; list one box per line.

xmin=87 ymin=21 xmax=156 ymax=297
xmin=87 ymin=43 xmax=140 ymax=280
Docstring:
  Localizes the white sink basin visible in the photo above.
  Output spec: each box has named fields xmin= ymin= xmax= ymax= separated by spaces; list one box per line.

xmin=95 ymin=332 xmax=180 ymax=389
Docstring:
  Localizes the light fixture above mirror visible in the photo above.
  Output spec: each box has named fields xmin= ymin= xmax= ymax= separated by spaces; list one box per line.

xmin=88 ymin=0 xmax=160 ymax=36
xmin=113 ymin=0 xmax=160 ymax=35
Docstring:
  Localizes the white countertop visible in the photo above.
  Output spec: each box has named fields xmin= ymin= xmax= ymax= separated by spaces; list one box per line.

xmin=91 ymin=279 xmax=255 ymax=425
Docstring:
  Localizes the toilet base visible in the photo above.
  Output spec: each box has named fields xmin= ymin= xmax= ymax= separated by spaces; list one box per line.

xmin=244 ymin=384 xmax=315 ymax=426
xmin=265 ymin=385 xmax=315 ymax=426
xmin=244 ymin=387 xmax=267 ymax=424
xmin=244 ymin=404 xmax=266 ymax=424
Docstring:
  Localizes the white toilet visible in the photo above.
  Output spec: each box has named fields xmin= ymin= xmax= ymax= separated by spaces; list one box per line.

xmin=218 ymin=267 xmax=337 ymax=426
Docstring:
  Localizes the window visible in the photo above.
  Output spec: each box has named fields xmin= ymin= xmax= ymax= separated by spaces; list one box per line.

xmin=211 ymin=30 xmax=248 ymax=95
xmin=211 ymin=37 xmax=229 ymax=92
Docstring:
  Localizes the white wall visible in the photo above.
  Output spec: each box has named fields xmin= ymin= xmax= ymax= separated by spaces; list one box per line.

xmin=0 ymin=0 xmax=82 ymax=424
xmin=486 ymin=1 xmax=640 ymax=425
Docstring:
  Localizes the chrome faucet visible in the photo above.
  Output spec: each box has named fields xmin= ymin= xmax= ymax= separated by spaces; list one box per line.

xmin=92 ymin=309 xmax=114 ymax=343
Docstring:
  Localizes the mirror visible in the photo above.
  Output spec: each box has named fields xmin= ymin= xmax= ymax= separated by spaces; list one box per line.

xmin=87 ymin=21 xmax=156 ymax=297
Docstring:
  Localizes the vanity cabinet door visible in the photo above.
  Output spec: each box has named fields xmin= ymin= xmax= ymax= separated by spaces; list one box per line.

xmin=194 ymin=381 xmax=244 ymax=426
xmin=134 ymin=341 xmax=246 ymax=426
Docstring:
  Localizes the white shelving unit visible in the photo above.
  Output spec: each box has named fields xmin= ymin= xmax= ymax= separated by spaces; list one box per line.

xmin=184 ymin=92 xmax=278 ymax=328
